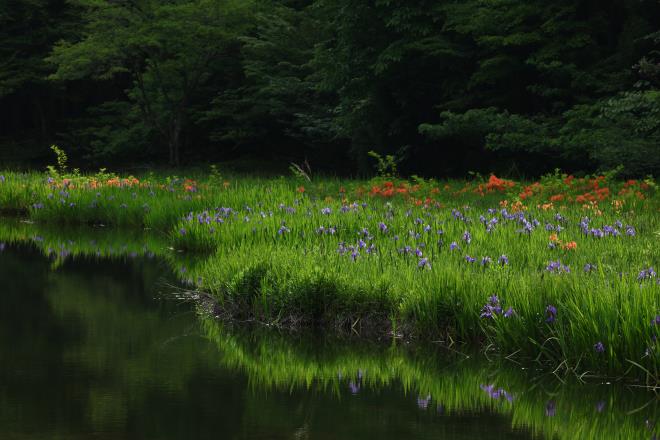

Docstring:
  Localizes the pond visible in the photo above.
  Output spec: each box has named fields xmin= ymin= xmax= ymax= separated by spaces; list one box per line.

xmin=0 ymin=222 xmax=657 ymax=439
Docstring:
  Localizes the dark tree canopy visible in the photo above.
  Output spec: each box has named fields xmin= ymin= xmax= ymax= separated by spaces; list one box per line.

xmin=1 ymin=0 xmax=659 ymax=176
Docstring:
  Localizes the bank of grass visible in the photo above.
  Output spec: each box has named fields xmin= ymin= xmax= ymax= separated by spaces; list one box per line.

xmin=0 ymin=169 xmax=658 ymax=378
xmin=204 ymin=322 xmax=659 ymax=440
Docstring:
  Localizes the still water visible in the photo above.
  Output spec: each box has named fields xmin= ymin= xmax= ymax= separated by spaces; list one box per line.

xmin=0 ymin=228 xmax=658 ymax=439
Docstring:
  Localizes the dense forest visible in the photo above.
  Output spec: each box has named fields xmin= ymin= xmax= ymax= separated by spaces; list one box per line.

xmin=1 ymin=0 xmax=659 ymax=176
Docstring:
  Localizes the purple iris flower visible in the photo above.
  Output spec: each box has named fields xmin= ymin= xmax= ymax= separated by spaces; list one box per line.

xmin=625 ymin=225 xmax=636 ymax=236
xmin=480 ymin=295 xmax=502 ymax=319
xmin=418 ymin=258 xmax=431 ymax=269
xmin=498 ymin=255 xmax=509 ymax=265
xmin=321 ymin=207 xmax=332 ymax=215
xmin=584 ymin=263 xmax=596 ymax=273
xmin=462 ymin=231 xmax=472 ymax=244
xmin=480 ymin=256 xmax=491 ymax=266
xmin=545 ymin=401 xmax=556 ymax=417
xmin=546 ymin=260 xmax=570 ymax=274
xmin=417 ymin=394 xmax=432 ymax=409
xmin=638 ymin=267 xmax=657 ymax=281
xmin=378 ymin=222 xmax=388 ymax=233
xmin=594 ymin=341 xmax=605 ymax=353
xmin=546 ymin=305 xmax=557 ymax=323
xmin=179 ymin=228 xmax=187 ymax=236
xmin=277 ymin=225 xmax=290 ymax=234
xmin=481 ymin=384 xmax=513 ymax=402
xmin=450 ymin=242 xmax=459 ymax=251
xmin=465 ymin=255 xmax=476 ymax=263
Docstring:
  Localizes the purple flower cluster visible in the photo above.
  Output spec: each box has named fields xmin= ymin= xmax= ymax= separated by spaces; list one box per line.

xmin=338 ymin=240 xmax=376 ymax=261
xmin=638 ymin=267 xmax=657 ymax=281
xmin=418 ymin=257 xmax=431 ymax=270
xmin=480 ymin=295 xmax=515 ymax=319
xmin=546 ymin=260 xmax=570 ymax=274
xmin=316 ymin=225 xmax=337 ymax=235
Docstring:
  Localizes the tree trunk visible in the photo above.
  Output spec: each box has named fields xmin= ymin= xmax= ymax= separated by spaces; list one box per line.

xmin=168 ymin=115 xmax=182 ymax=166
xmin=33 ymin=94 xmax=48 ymax=144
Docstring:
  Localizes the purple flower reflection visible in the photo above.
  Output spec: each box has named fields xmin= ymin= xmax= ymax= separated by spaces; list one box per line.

xmin=417 ymin=394 xmax=432 ymax=409
xmin=545 ymin=400 xmax=556 ymax=417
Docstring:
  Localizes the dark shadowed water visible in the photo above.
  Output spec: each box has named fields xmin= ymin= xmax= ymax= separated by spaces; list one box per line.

xmin=0 ymin=242 xmax=657 ymax=440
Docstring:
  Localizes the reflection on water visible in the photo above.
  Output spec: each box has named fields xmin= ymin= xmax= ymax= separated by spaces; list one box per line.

xmin=0 ymin=222 xmax=658 ymax=439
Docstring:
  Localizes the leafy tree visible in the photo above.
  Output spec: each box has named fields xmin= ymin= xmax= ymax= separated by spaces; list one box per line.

xmin=0 ymin=0 xmax=81 ymax=160
xmin=203 ymin=0 xmax=339 ymax=164
xmin=47 ymin=0 xmax=253 ymax=165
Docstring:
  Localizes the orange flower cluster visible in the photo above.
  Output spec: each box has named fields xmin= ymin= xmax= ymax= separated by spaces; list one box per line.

xmin=183 ymin=179 xmax=198 ymax=192
xmin=519 ymin=182 xmax=542 ymax=200
xmin=49 ymin=176 xmax=142 ymax=190
xmin=473 ymin=175 xmax=515 ymax=196
xmin=486 ymin=175 xmax=515 ymax=191
xmin=575 ymin=187 xmax=610 ymax=203
xmin=549 ymin=234 xmax=577 ymax=250
xmin=618 ymin=180 xmax=648 ymax=199
xmin=105 ymin=177 xmax=140 ymax=187
xmin=510 ymin=200 xmax=526 ymax=212
xmin=370 ymin=181 xmax=414 ymax=198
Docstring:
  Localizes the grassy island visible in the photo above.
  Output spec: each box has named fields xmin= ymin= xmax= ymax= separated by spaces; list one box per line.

xmin=0 ymin=168 xmax=658 ymax=381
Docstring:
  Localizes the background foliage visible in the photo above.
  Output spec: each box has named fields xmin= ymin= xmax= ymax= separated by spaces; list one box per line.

xmin=1 ymin=0 xmax=659 ymax=176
